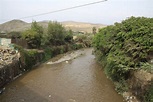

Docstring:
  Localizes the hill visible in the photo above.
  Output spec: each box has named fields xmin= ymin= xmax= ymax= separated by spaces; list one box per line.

xmin=0 ymin=20 xmax=106 ymax=33
xmin=61 ymin=21 xmax=106 ymax=33
xmin=0 ymin=20 xmax=30 ymax=32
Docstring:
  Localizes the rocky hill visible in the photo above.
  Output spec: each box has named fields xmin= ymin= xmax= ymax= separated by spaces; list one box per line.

xmin=0 ymin=20 xmax=106 ymax=33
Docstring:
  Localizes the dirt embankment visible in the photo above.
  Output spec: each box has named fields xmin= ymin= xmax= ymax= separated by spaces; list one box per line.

xmin=123 ymin=53 xmax=153 ymax=102
xmin=127 ymin=70 xmax=153 ymax=101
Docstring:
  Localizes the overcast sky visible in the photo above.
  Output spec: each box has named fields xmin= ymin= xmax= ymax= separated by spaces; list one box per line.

xmin=0 ymin=0 xmax=153 ymax=24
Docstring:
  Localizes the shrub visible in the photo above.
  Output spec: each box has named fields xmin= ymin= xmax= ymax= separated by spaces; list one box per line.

xmin=14 ymin=44 xmax=39 ymax=70
xmin=22 ymin=21 xmax=43 ymax=48
xmin=93 ymin=17 xmax=153 ymax=93
xmin=43 ymin=47 xmax=53 ymax=61
xmin=46 ymin=21 xmax=66 ymax=45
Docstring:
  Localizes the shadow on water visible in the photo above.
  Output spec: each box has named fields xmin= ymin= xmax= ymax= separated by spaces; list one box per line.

xmin=0 ymin=48 xmax=124 ymax=102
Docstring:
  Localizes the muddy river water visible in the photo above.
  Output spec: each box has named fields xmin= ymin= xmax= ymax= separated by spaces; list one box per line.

xmin=0 ymin=48 xmax=123 ymax=102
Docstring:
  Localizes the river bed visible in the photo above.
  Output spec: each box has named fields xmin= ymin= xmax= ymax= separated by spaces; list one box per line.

xmin=0 ymin=48 xmax=123 ymax=102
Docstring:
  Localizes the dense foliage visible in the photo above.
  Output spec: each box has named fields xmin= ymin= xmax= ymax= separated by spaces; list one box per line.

xmin=43 ymin=21 xmax=73 ymax=46
xmin=13 ymin=45 xmax=39 ymax=70
xmin=74 ymin=34 xmax=93 ymax=47
xmin=46 ymin=21 xmax=66 ymax=45
xmin=8 ymin=31 xmax=21 ymax=38
xmin=93 ymin=17 xmax=153 ymax=89
xmin=22 ymin=21 xmax=43 ymax=48
xmin=21 ymin=20 xmax=94 ymax=49
xmin=17 ymin=21 xmax=91 ymax=70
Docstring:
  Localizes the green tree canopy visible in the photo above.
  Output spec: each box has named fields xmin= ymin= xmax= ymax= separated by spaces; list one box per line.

xmin=22 ymin=21 xmax=43 ymax=48
xmin=47 ymin=21 xmax=66 ymax=45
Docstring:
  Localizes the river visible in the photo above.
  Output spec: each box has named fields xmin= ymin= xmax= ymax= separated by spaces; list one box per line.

xmin=0 ymin=48 xmax=123 ymax=102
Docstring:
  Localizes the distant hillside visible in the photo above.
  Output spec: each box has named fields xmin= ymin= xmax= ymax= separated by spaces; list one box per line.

xmin=0 ymin=20 xmax=106 ymax=33
xmin=0 ymin=20 xmax=30 ymax=32
xmin=61 ymin=21 xmax=106 ymax=33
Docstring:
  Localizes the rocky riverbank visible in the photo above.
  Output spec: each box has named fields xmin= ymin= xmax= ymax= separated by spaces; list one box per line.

xmin=0 ymin=46 xmax=44 ymax=92
xmin=0 ymin=46 xmax=19 ymax=67
xmin=0 ymin=46 xmax=21 ymax=93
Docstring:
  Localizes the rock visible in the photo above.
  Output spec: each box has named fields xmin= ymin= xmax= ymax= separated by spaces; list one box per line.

xmin=0 ymin=47 xmax=19 ymax=66
xmin=151 ymin=59 xmax=153 ymax=63
xmin=0 ymin=87 xmax=5 ymax=94
xmin=123 ymin=92 xmax=139 ymax=102
xmin=20 ymin=99 xmax=25 ymax=101
xmin=49 ymin=95 xmax=51 ymax=98
xmin=68 ymin=99 xmax=76 ymax=102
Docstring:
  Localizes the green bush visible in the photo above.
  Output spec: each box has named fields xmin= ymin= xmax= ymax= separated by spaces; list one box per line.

xmin=93 ymin=17 xmax=153 ymax=92
xmin=140 ymin=62 xmax=153 ymax=73
xmin=65 ymin=29 xmax=73 ymax=43
xmin=43 ymin=47 xmax=53 ymax=61
xmin=24 ymin=50 xmax=38 ymax=69
xmin=14 ymin=44 xmax=39 ymax=70
xmin=75 ymin=34 xmax=93 ymax=47
xmin=46 ymin=21 xmax=66 ymax=45
xmin=114 ymin=79 xmax=129 ymax=94
xmin=22 ymin=21 xmax=43 ymax=48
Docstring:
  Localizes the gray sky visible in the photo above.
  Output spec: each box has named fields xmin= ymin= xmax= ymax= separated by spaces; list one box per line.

xmin=0 ymin=0 xmax=153 ymax=24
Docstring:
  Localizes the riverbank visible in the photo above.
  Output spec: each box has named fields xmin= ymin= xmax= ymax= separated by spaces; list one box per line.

xmin=0 ymin=46 xmax=21 ymax=90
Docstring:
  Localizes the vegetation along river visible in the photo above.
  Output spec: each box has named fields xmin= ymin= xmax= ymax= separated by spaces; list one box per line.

xmin=0 ymin=48 xmax=123 ymax=102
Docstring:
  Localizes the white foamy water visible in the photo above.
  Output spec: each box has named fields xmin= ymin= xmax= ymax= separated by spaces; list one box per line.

xmin=46 ymin=50 xmax=85 ymax=64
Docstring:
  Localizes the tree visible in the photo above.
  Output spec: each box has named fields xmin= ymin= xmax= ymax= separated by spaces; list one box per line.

xmin=92 ymin=27 xmax=97 ymax=34
xmin=65 ymin=29 xmax=73 ymax=43
xmin=47 ymin=21 xmax=66 ymax=45
xmin=22 ymin=21 xmax=43 ymax=48
xmin=31 ymin=21 xmax=43 ymax=35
